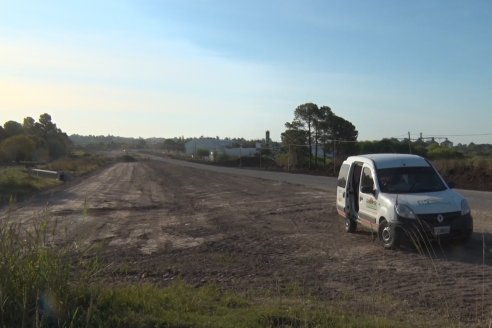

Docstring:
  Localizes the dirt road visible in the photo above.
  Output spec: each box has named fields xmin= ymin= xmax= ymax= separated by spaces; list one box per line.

xmin=4 ymin=159 xmax=492 ymax=326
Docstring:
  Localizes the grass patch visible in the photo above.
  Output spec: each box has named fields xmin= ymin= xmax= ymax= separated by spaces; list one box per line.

xmin=82 ymin=283 xmax=409 ymax=328
xmin=44 ymin=152 xmax=109 ymax=176
xmin=433 ymin=157 xmax=492 ymax=191
xmin=0 ymin=167 xmax=61 ymax=204
xmin=0 ymin=151 xmax=110 ymax=205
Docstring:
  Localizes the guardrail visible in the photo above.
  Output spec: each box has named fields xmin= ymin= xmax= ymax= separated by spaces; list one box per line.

xmin=29 ymin=168 xmax=65 ymax=181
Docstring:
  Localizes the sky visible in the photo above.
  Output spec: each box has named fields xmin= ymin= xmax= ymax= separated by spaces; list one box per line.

xmin=0 ymin=0 xmax=491 ymax=144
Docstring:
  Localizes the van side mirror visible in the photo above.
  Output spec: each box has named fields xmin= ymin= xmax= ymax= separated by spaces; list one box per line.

xmin=361 ymin=185 xmax=375 ymax=194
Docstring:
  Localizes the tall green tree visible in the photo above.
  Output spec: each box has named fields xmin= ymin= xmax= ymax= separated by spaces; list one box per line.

xmin=39 ymin=114 xmax=72 ymax=159
xmin=294 ymin=103 xmax=318 ymax=168
xmin=23 ymin=117 xmax=39 ymax=136
xmin=330 ymin=114 xmax=358 ymax=156
xmin=3 ymin=121 xmax=24 ymax=137
xmin=0 ymin=113 xmax=71 ymax=163
xmin=281 ymin=120 xmax=308 ymax=169
xmin=282 ymin=103 xmax=358 ymax=169
xmin=0 ymin=135 xmax=36 ymax=163
xmin=312 ymin=106 xmax=327 ymax=167
xmin=317 ymin=106 xmax=335 ymax=164
xmin=0 ymin=126 xmax=6 ymax=142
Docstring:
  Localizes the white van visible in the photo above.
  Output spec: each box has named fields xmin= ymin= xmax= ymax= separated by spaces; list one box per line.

xmin=336 ymin=154 xmax=473 ymax=248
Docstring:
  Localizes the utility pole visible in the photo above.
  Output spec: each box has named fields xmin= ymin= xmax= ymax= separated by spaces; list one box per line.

xmin=333 ymin=139 xmax=336 ymax=175
xmin=287 ymin=144 xmax=291 ymax=172
xmin=239 ymin=144 xmax=242 ymax=167
xmin=408 ymin=132 xmax=412 ymax=154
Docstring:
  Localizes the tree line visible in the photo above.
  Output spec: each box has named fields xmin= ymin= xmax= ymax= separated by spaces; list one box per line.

xmin=0 ymin=114 xmax=72 ymax=164
xmin=65 ymin=101 xmax=491 ymax=172
xmin=279 ymin=102 xmax=490 ymax=171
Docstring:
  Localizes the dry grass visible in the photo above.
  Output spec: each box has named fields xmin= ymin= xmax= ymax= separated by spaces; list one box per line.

xmin=433 ymin=157 xmax=492 ymax=191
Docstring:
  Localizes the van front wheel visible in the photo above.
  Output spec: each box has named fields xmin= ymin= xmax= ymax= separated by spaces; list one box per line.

xmin=379 ymin=220 xmax=399 ymax=249
xmin=345 ymin=218 xmax=356 ymax=233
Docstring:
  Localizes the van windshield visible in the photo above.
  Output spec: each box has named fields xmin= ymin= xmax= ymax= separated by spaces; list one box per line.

xmin=377 ymin=166 xmax=447 ymax=193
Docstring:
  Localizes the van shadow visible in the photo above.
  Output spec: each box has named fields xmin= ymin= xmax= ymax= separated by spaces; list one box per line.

xmin=403 ymin=232 xmax=492 ymax=266
xmin=354 ymin=230 xmax=492 ymax=267
xmin=422 ymin=232 xmax=492 ymax=267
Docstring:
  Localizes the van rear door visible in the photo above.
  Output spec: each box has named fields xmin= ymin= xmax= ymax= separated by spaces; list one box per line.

xmin=336 ymin=163 xmax=350 ymax=218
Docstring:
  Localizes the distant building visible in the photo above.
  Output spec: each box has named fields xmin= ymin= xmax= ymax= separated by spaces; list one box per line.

xmin=223 ymin=147 xmax=257 ymax=157
xmin=265 ymin=130 xmax=271 ymax=145
xmin=184 ymin=138 xmax=233 ymax=156
xmin=185 ymin=131 xmax=278 ymax=160
xmin=440 ymin=138 xmax=453 ymax=148
xmin=184 ymin=138 xmax=259 ymax=159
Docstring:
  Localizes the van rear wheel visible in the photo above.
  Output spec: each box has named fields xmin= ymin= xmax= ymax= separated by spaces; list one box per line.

xmin=345 ymin=218 xmax=357 ymax=233
xmin=379 ymin=220 xmax=399 ymax=249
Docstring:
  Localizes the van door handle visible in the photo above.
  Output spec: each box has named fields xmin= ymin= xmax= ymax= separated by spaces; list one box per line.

xmin=359 ymin=197 xmax=363 ymax=201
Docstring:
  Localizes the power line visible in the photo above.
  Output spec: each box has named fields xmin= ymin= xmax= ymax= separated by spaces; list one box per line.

xmin=405 ymin=132 xmax=492 ymax=138
xmin=426 ymin=133 xmax=492 ymax=137
xmin=390 ymin=132 xmax=492 ymax=141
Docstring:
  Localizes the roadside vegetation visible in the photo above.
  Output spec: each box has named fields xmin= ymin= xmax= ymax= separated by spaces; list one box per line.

xmin=0 ymin=114 xmax=71 ymax=164
xmin=43 ymin=150 xmax=110 ymax=176
xmin=0 ymin=167 xmax=62 ymax=204
xmin=0 ymin=151 xmax=110 ymax=206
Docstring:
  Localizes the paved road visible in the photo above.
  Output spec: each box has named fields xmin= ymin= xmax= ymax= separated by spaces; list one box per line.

xmin=145 ymin=156 xmax=492 ymax=213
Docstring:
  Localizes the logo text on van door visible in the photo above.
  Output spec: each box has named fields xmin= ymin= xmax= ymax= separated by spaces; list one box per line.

xmin=366 ymin=198 xmax=377 ymax=210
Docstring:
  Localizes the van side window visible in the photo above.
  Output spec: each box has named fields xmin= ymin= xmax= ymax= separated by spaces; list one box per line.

xmin=337 ymin=164 xmax=350 ymax=188
xmin=361 ymin=167 xmax=374 ymax=190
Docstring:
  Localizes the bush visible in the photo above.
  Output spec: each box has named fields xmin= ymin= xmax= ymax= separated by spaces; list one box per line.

xmin=0 ymin=135 xmax=36 ymax=163
xmin=45 ymin=153 xmax=109 ymax=176
xmin=426 ymin=144 xmax=464 ymax=160
xmin=275 ymin=152 xmax=289 ymax=169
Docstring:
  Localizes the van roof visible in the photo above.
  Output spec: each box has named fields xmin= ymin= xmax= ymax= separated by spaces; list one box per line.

xmin=346 ymin=153 xmax=430 ymax=169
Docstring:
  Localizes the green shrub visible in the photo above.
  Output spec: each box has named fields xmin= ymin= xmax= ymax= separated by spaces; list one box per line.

xmin=426 ymin=144 xmax=464 ymax=160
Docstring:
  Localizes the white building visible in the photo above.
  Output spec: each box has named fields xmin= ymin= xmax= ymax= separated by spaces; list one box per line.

xmin=185 ymin=138 xmax=263 ymax=159
xmin=184 ymin=138 xmax=233 ymax=156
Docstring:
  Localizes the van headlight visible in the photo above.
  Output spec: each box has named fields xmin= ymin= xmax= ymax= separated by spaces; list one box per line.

xmin=395 ymin=204 xmax=417 ymax=219
xmin=461 ymin=199 xmax=471 ymax=216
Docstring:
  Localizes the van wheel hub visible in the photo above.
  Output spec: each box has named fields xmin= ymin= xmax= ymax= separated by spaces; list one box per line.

xmin=382 ymin=226 xmax=392 ymax=243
